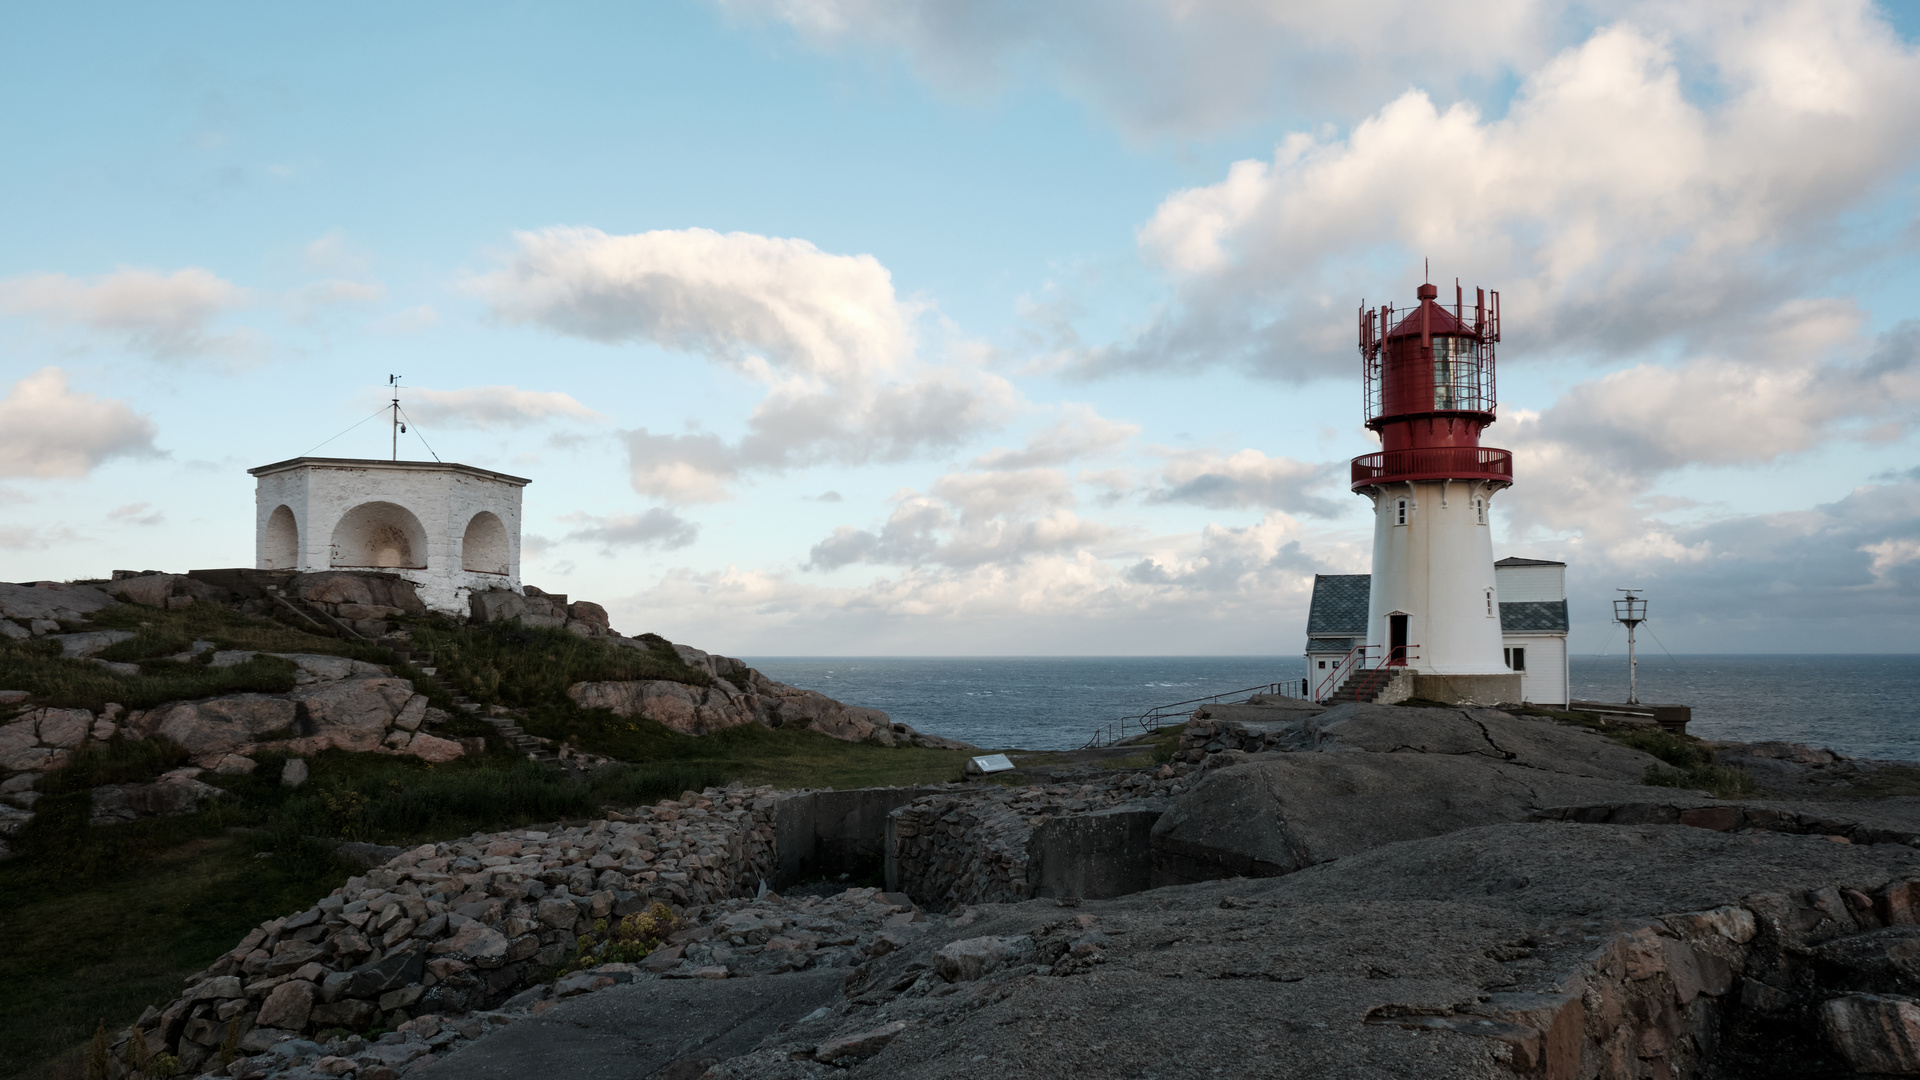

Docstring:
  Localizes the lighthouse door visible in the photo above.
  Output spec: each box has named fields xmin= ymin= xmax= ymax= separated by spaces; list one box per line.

xmin=1388 ymin=614 xmax=1409 ymax=666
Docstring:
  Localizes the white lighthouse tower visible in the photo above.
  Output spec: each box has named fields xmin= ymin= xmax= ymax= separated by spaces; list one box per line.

xmin=1345 ymin=278 xmax=1522 ymax=704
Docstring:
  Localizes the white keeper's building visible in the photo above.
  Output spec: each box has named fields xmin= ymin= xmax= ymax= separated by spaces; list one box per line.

xmin=1305 ymin=556 xmax=1569 ymax=707
xmin=248 ymin=456 xmax=530 ymax=615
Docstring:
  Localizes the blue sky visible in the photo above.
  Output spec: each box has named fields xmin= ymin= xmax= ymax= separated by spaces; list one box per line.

xmin=3 ymin=0 xmax=1919 ymax=655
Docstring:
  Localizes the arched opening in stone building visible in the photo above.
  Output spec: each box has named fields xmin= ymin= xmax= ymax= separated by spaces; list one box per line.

xmin=264 ymin=504 xmax=300 ymax=570
xmin=330 ymin=501 xmax=429 ymax=569
xmin=461 ymin=510 xmax=510 ymax=575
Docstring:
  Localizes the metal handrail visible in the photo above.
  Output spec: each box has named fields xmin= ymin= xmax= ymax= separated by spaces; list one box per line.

xmin=1350 ymin=446 xmax=1513 ymax=487
xmin=1081 ymin=680 xmax=1307 ymax=749
xmin=1350 ymin=646 xmax=1418 ymax=701
xmin=1314 ymin=642 xmax=1375 ymax=701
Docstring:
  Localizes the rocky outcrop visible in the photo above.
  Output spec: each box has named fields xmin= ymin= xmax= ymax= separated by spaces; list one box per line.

xmin=0 ymin=580 xmax=119 ymax=638
xmin=571 ymin=643 xmax=971 ymax=749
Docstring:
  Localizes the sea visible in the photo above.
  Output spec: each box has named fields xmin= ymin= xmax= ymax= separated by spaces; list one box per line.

xmin=743 ymin=655 xmax=1920 ymax=760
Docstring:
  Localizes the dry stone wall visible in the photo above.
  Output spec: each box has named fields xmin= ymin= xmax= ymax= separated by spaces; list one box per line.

xmin=131 ymin=786 xmax=789 ymax=1076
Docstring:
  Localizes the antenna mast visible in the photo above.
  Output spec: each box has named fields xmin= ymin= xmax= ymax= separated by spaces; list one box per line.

xmin=389 ymin=375 xmax=402 ymax=461
xmin=1613 ymin=589 xmax=1648 ymax=705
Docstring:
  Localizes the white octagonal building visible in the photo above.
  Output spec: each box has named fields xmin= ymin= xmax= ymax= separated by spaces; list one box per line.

xmin=248 ymin=456 xmax=530 ymax=614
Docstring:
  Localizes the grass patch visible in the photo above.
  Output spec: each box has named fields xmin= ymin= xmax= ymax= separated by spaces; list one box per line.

xmin=0 ymin=646 xmax=304 ymax=714
xmin=1644 ymin=764 xmax=1759 ymax=798
xmin=1607 ymin=727 xmax=1710 ymax=770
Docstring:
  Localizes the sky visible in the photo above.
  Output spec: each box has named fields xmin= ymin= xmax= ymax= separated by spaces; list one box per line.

xmin=2 ymin=0 xmax=1919 ymax=656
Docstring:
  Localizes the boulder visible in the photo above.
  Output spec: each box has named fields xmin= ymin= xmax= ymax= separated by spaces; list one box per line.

xmin=933 ymin=935 xmax=1034 ymax=982
xmin=470 ymin=589 xmax=527 ymax=624
xmin=287 ymin=677 xmax=419 ymax=753
xmin=0 ymin=618 xmax=28 ymax=640
xmin=288 ymin=572 xmax=375 ymax=608
xmin=567 ymin=680 xmax=757 ymax=736
xmin=257 ymin=980 xmax=317 ymax=1032
xmin=281 ymin=757 xmax=310 ymax=787
xmin=0 ymin=581 xmax=118 ymax=623
xmin=751 ymin=680 xmax=895 ymax=744
xmin=32 ymin=708 xmax=92 ymax=749
xmin=407 ymin=733 xmax=466 ymax=764
xmin=276 ymin=653 xmax=388 ymax=683
xmin=1821 ymin=994 xmax=1920 ymax=1074
xmin=110 ymin=573 xmax=176 ymax=607
xmin=52 ymin=629 xmax=134 ymax=659
xmin=567 ymin=601 xmax=610 ymax=631
xmin=141 ymin=696 xmax=299 ymax=763
xmin=1150 ymin=735 xmax=1664 ymax=885
xmin=815 ymin=1021 xmax=908 ymax=1063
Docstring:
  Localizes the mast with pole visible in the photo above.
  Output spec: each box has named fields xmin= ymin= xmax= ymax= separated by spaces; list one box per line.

xmin=1613 ymin=589 xmax=1647 ymax=705
xmin=389 ymin=374 xmax=404 ymax=461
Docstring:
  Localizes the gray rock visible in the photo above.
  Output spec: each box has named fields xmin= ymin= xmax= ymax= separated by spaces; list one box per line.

xmin=933 ymin=935 xmax=1034 ymax=982
xmin=815 ymin=1021 xmax=907 ymax=1062
xmin=0 ymin=619 xmax=27 ymax=641
xmin=281 ymin=757 xmax=310 ymax=787
xmin=340 ymin=943 xmax=426 ymax=998
xmin=109 ymin=573 xmax=176 ymax=608
xmin=470 ymin=589 xmax=528 ymax=624
xmin=431 ymin=970 xmax=846 ymax=1079
xmin=51 ymin=629 xmax=134 ymax=659
xmin=90 ymin=659 xmax=139 ymax=676
xmin=1821 ymin=993 xmax=1920 ymax=1074
xmin=0 ymin=581 xmax=118 ymax=623
xmin=257 ymin=980 xmax=317 ymax=1031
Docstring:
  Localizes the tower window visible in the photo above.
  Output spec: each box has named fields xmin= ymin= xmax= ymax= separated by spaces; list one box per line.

xmin=1486 ymin=589 xmax=1495 ymax=617
xmin=1395 ymin=499 xmax=1408 ymax=526
xmin=1475 ymin=497 xmax=1486 ymax=525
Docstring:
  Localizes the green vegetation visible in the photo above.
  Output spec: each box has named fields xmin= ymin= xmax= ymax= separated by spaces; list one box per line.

xmin=557 ymin=903 xmax=684 ymax=977
xmin=1644 ymin=764 xmax=1760 ymax=798
xmin=406 ymin=621 xmax=710 ymax=708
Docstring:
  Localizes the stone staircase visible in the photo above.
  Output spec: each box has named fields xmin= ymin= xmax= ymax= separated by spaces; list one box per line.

xmin=1321 ymin=664 xmax=1403 ymax=705
xmin=403 ymin=651 xmax=559 ymax=764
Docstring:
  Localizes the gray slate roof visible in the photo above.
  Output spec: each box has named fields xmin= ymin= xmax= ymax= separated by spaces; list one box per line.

xmin=1494 ymin=556 xmax=1566 ymax=567
xmin=1306 ymin=637 xmax=1355 ymax=654
xmin=1499 ymin=600 xmax=1569 ymax=633
xmin=1306 ymin=575 xmax=1371 ymax=637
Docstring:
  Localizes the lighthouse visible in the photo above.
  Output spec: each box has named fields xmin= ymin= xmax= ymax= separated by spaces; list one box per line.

xmin=1319 ymin=277 xmax=1524 ymax=705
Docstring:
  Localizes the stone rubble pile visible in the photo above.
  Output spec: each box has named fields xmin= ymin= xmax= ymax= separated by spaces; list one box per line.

xmin=889 ymin=769 xmax=1189 ymax=911
xmin=128 ymin=786 xmax=797 ymax=1077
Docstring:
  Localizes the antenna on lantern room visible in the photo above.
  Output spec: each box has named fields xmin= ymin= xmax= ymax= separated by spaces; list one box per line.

xmin=389 ymin=374 xmax=406 ymax=462
xmin=1613 ymin=589 xmax=1648 ymax=705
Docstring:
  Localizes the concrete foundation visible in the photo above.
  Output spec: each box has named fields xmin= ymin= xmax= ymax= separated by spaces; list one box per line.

xmin=1026 ymin=802 xmax=1165 ymax=901
xmin=1409 ymin=672 xmax=1522 ymax=706
xmin=774 ymin=787 xmax=936 ymax=890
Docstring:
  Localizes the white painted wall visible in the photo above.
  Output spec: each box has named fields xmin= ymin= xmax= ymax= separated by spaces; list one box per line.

xmin=1494 ymin=563 xmax=1565 ymax=602
xmin=1366 ymin=479 xmax=1507 ymax=675
xmin=1307 ymin=650 xmax=1358 ymax=699
xmin=251 ymin=458 xmax=528 ymax=615
xmin=1504 ymin=634 xmax=1569 ymax=706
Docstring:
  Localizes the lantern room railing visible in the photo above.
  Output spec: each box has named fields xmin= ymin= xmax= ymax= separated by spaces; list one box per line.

xmin=1350 ymin=446 xmax=1514 ymax=489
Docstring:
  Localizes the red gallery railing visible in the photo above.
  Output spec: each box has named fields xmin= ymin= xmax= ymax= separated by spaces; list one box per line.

xmin=1350 ymin=446 xmax=1513 ymax=489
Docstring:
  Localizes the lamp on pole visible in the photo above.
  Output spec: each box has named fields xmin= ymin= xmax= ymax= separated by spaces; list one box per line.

xmin=1613 ymin=589 xmax=1647 ymax=705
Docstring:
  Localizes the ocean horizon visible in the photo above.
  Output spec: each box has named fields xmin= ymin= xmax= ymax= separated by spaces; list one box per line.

xmin=744 ymin=654 xmax=1920 ymax=760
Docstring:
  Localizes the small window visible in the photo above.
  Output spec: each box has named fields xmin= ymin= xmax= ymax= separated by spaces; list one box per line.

xmin=1503 ymin=647 xmax=1511 ymax=668
xmin=1318 ymin=660 xmax=1327 ymax=670
xmin=1475 ymin=497 xmax=1487 ymax=525
xmin=1486 ymin=589 xmax=1495 ymax=617
xmin=1510 ymin=647 xmax=1527 ymax=672
xmin=1395 ymin=499 xmax=1408 ymax=526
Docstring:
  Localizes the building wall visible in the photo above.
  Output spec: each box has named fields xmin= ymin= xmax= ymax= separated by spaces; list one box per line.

xmin=1502 ymin=634 xmax=1568 ymax=706
xmin=1307 ymin=651 xmax=1356 ymax=699
xmin=1366 ymin=479 xmax=1507 ymax=675
xmin=253 ymin=461 xmax=524 ymax=614
xmin=1494 ymin=563 xmax=1565 ymax=602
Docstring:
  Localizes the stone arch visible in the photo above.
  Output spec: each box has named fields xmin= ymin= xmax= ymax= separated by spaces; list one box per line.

xmin=264 ymin=505 xmax=300 ymax=570
xmin=330 ymin=501 xmax=429 ymax=570
xmin=461 ymin=511 xmax=510 ymax=575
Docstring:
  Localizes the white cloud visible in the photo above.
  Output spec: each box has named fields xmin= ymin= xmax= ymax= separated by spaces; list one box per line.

xmin=0 ymin=524 xmax=82 ymax=551
xmin=478 ymin=225 xmax=1018 ymax=502
xmin=400 ymin=385 xmax=609 ymax=430
xmin=807 ymin=467 xmax=1111 ymax=570
xmin=0 ymin=368 xmax=161 ymax=478
xmin=560 ymin=509 xmax=700 ymax=552
xmin=1147 ymin=447 xmax=1341 ymax=516
xmin=474 ymin=226 xmax=915 ymax=383
xmin=1102 ymin=6 xmax=1920 ymax=378
xmin=108 ymin=502 xmax=165 ymax=526
xmin=0 ymin=267 xmax=258 ymax=361
xmin=970 ymin=404 xmax=1139 ymax=469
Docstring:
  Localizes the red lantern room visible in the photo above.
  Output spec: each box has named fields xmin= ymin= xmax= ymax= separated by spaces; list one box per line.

xmin=1351 ymin=281 xmax=1514 ymax=491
